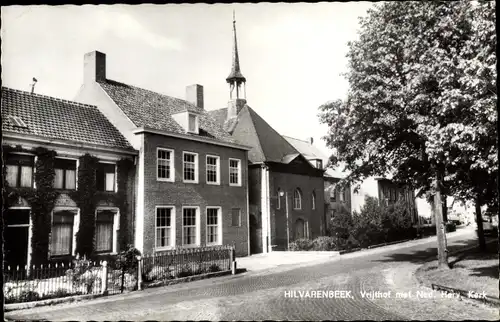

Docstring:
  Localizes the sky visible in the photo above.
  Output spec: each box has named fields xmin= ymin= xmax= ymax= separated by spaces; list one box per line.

xmin=1 ymin=3 xmax=373 ymax=157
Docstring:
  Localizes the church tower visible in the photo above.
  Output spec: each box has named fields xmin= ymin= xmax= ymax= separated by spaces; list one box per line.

xmin=226 ymin=11 xmax=247 ymax=119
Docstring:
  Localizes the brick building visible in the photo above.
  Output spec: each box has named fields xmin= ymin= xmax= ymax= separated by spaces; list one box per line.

xmin=75 ymin=51 xmax=251 ymax=256
xmin=2 ymin=87 xmax=137 ymax=268
xmin=284 ymin=136 xmax=351 ymax=233
xmin=208 ymin=16 xmax=325 ymax=254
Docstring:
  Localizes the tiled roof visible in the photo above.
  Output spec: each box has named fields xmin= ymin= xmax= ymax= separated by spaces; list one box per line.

xmin=1 ymin=87 xmax=134 ymax=151
xmin=284 ymin=135 xmax=347 ymax=179
xmin=208 ymin=106 xmax=300 ymax=163
xmin=97 ymin=80 xmax=238 ymax=145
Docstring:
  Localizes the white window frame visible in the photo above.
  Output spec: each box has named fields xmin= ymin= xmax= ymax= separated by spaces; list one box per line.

xmin=229 ymin=158 xmax=242 ymax=187
xmin=6 ymin=206 xmax=32 ymax=268
xmin=53 ymin=157 xmax=78 ymax=190
xmin=206 ymin=206 xmax=222 ymax=246
xmin=5 ymin=152 xmax=36 ymax=189
xmin=182 ymin=206 xmax=201 ymax=247
xmin=187 ymin=113 xmax=199 ymax=134
xmin=206 ymin=155 xmax=220 ymax=185
xmin=312 ymin=191 xmax=316 ymax=210
xmin=157 ymin=147 xmax=175 ymax=182
xmin=97 ymin=161 xmax=117 ymax=192
xmin=277 ymin=189 xmax=281 ymax=210
xmin=293 ymin=189 xmax=302 ymax=210
xmin=155 ymin=205 xmax=176 ymax=251
xmin=182 ymin=151 xmax=199 ymax=183
xmin=94 ymin=207 xmax=120 ymax=255
xmin=50 ymin=207 xmax=80 ymax=257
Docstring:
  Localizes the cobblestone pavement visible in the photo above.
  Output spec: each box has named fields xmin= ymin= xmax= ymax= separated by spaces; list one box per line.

xmin=6 ymin=230 xmax=498 ymax=321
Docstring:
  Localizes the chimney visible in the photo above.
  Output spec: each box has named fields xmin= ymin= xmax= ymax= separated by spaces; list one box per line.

xmin=84 ymin=51 xmax=106 ymax=83
xmin=309 ymin=137 xmax=314 ymax=145
xmin=186 ymin=84 xmax=204 ymax=109
xmin=30 ymin=77 xmax=38 ymax=94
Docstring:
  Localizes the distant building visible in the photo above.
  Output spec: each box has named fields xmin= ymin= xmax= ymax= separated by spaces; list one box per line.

xmin=283 ymin=136 xmax=351 ymax=233
xmin=208 ymin=15 xmax=325 ymax=253
xmin=2 ymin=87 xmax=137 ymax=268
xmin=75 ymin=51 xmax=251 ymax=256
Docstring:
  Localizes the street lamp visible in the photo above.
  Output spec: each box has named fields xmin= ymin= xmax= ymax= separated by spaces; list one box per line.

xmin=279 ymin=191 xmax=290 ymax=250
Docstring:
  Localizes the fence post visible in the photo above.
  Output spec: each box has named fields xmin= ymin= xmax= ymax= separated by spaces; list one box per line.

xmin=137 ymin=256 xmax=142 ymax=291
xmin=230 ymin=246 xmax=237 ymax=275
xmin=101 ymin=261 xmax=108 ymax=295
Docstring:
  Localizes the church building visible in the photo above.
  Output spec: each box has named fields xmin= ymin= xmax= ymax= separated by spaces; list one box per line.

xmin=208 ymin=14 xmax=325 ymax=254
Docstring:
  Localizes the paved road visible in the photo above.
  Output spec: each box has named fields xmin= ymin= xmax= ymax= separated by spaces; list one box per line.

xmin=5 ymin=230 xmax=498 ymax=321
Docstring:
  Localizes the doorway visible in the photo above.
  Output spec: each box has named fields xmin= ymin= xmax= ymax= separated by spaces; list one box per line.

xmin=4 ymin=208 xmax=30 ymax=268
xmin=294 ymin=218 xmax=305 ymax=240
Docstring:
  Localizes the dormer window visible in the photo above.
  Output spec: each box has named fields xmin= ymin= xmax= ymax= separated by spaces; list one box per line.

xmin=188 ymin=113 xmax=198 ymax=133
xmin=316 ymin=159 xmax=323 ymax=169
xmin=171 ymin=111 xmax=200 ymax=134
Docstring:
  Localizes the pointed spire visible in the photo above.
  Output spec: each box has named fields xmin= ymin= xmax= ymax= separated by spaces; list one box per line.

xmin=226 ymin=10 xmax=246 ymax=84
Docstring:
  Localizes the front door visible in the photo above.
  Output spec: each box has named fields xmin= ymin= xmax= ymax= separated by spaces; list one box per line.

xmin=294 ymin=218 xmax=305 ymax=240
xmin=4 ymin=209 xmax=30 ymax=268
xmin=249 ymin=214 xmax=262 ymax=254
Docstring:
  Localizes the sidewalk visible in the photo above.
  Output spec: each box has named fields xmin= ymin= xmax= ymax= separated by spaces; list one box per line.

xmin=236 ymin=227 xmax=474 ymax=275
xmin=359 ymin=232 xmax=499 ymax=321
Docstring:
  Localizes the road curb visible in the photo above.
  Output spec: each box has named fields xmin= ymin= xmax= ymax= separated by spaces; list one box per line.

xmin=431 ymin=283 xmax=500 ymax=307
xmin=4 ymin=293 xmax=105 ymax=312
xmin=416 ymin=239 xmax=498 ymax=307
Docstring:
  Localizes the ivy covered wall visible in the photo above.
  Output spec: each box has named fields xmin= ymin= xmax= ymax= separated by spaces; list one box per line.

xmin=3 ymin=146 xmax=135 ymax=264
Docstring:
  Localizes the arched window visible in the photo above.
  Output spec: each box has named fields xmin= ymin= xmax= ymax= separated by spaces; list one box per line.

xmin=293 ymin=188 xmax=302 ymax=210
xmin=312 ymin=191 xmax=316 ymax=210
xmin=277 ymin=188 xmax=281 ymax=209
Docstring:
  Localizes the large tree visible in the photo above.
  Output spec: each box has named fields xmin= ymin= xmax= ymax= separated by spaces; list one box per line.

xmin=318 ymin=1 xmax=497 ymax=267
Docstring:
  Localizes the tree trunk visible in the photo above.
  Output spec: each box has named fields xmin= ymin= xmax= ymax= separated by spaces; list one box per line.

xmin=475 ymin=196 xmax=486 ymax=251
xmin=434 ymin=173 xmax=449 ymax=269
xmin=442 ymin=195 xmax=448 ymax=223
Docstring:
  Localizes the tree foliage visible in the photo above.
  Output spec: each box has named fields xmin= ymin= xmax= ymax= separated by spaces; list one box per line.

xmin=318 ymin=1 xmax=497 ymax=207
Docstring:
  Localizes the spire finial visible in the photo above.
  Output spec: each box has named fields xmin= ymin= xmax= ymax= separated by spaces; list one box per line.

xmin=233 ymin=10 xmax=235 ymax=23
xmin=226 ymin=10 xmax=246 ymax=87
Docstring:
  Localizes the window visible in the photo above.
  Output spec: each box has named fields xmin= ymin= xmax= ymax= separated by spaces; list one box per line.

xmin=5 ymin=154 xmax=34 ymax=188
xmin=188 ymin=114 xmax=198 ymax=133
xmin=183 ymin=207 xmax=198 ymax=246
xmin=229 ymin=158 xmax=241 ymax=186
xmin=277 ymin=189 xmax=282 ymax=209
xmin=206 ymin=155 xmax=220 ymax=184
xmin=183 ymin=152 xmax=198 ymax=183
xmin=329 ymin=185 xmax=336 ymax=202
xmin=156 ymin=207 xmax=174 ymax=249
xmin=96 ymin=163 xmax=116 ymax=192
xmin=51 ymin=210 xmax=75 ymax=256
xmin=157 ymin=148 xmax=174 ymax=181
xmin=339 ymin=188 xmax=346 ymax=202
xmin=95 ymin=210 xmax=115 ymax=253
xmin=54 ymin=158 xmax=77 ymax=190
xmin=206 ymin=207 xmax=221 ymax=245
xmin=293 ymin=189 xmax=302 ymax=210
xmin=316 ymin=160 xmax=323 ymax=169
xmin=231 ymin=208 xmax=241 ymax=227
xmin=312 ymin=191 xmax=316 ymax=210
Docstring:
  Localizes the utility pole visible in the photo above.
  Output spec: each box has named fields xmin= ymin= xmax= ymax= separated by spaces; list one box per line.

xmin=285 ymin=191 xmax=290 ymax=250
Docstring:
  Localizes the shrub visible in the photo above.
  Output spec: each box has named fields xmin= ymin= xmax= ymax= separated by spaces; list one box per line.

xmin=208 ymin=263 xmax=221 ymax=273
xmin=289 ymin=238 xmax=314 ymax=251
xmin=116 ymin=244 xmax=141 ymax=275
xmin=19 ymin=290 xmax=40 ymax=303
xmin=446 ymin=222 xmax=456 ymax=232
xmin=312 ymin=236 xmax=337 ymax=251
xmin=176 ymin=265 xmax=194 ymax=278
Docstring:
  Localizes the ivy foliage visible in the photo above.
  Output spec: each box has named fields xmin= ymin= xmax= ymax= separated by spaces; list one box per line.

xmin=2 ymin=146 xmax=58 ymax=265
xmin=3 ymin=147 xmax=134 ymax=262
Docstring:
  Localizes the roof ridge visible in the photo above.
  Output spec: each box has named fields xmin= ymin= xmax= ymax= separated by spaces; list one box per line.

xmin=101 ymin=79 xmax=199 ymax=110
xmin=2 ymin=86 xmax=97 ymax=109
xmin=282 ymin=134 xmax=309 ymax=143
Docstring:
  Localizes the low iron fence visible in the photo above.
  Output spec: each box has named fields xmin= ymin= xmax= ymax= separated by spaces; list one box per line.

xmin=4 ymin=245 xmax=236 ymax=304
xmin=4 ymin=260 xmax=105 ymax=304
xmin=140 ymin=245 xmax=234 ymax=285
